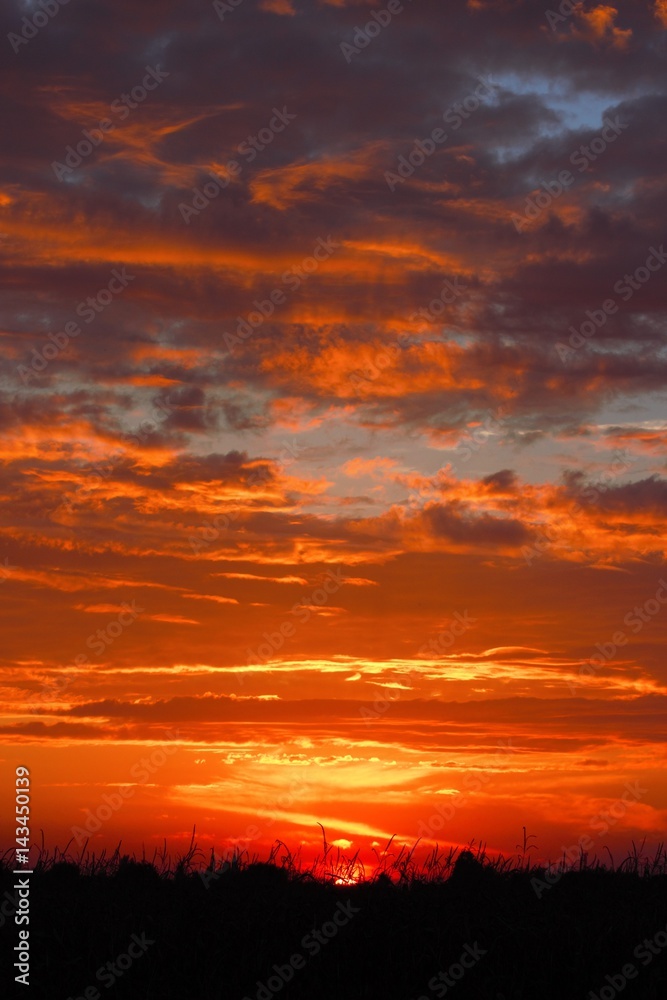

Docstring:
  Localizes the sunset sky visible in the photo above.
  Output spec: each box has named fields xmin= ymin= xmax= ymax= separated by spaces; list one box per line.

xmin=1 ymin=0 xmax=667 ymax=868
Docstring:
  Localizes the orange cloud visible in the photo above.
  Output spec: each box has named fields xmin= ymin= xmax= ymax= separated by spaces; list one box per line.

xmin=342 ymin=457 xmax=398 ymax=478
xmin=259 ymin=0 xmax=296 ymax=12
xmin=569 ymin=4 xmax=633 ymax=49
xmin=250 ymin=144 xmax=387 ymax=209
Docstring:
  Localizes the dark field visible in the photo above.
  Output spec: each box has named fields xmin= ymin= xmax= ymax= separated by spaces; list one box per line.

xmin=1 ymin=839 xmax=666 ymax=1000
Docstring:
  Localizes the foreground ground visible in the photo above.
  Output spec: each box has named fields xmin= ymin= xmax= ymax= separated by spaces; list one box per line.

xmin=1 ymin=842 xmax=666 ymax=999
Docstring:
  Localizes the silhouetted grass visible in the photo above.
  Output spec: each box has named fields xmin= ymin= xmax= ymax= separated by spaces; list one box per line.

xmin=1 ymin=830 xmax=666 ymax=999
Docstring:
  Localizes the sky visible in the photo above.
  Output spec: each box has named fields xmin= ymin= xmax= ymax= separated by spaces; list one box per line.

xmin=1 ymin=0 xmax=667 ymax=870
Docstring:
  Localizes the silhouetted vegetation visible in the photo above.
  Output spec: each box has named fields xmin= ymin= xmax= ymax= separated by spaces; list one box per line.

xmin=1 ymin=831 xmax=666 ymax=999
